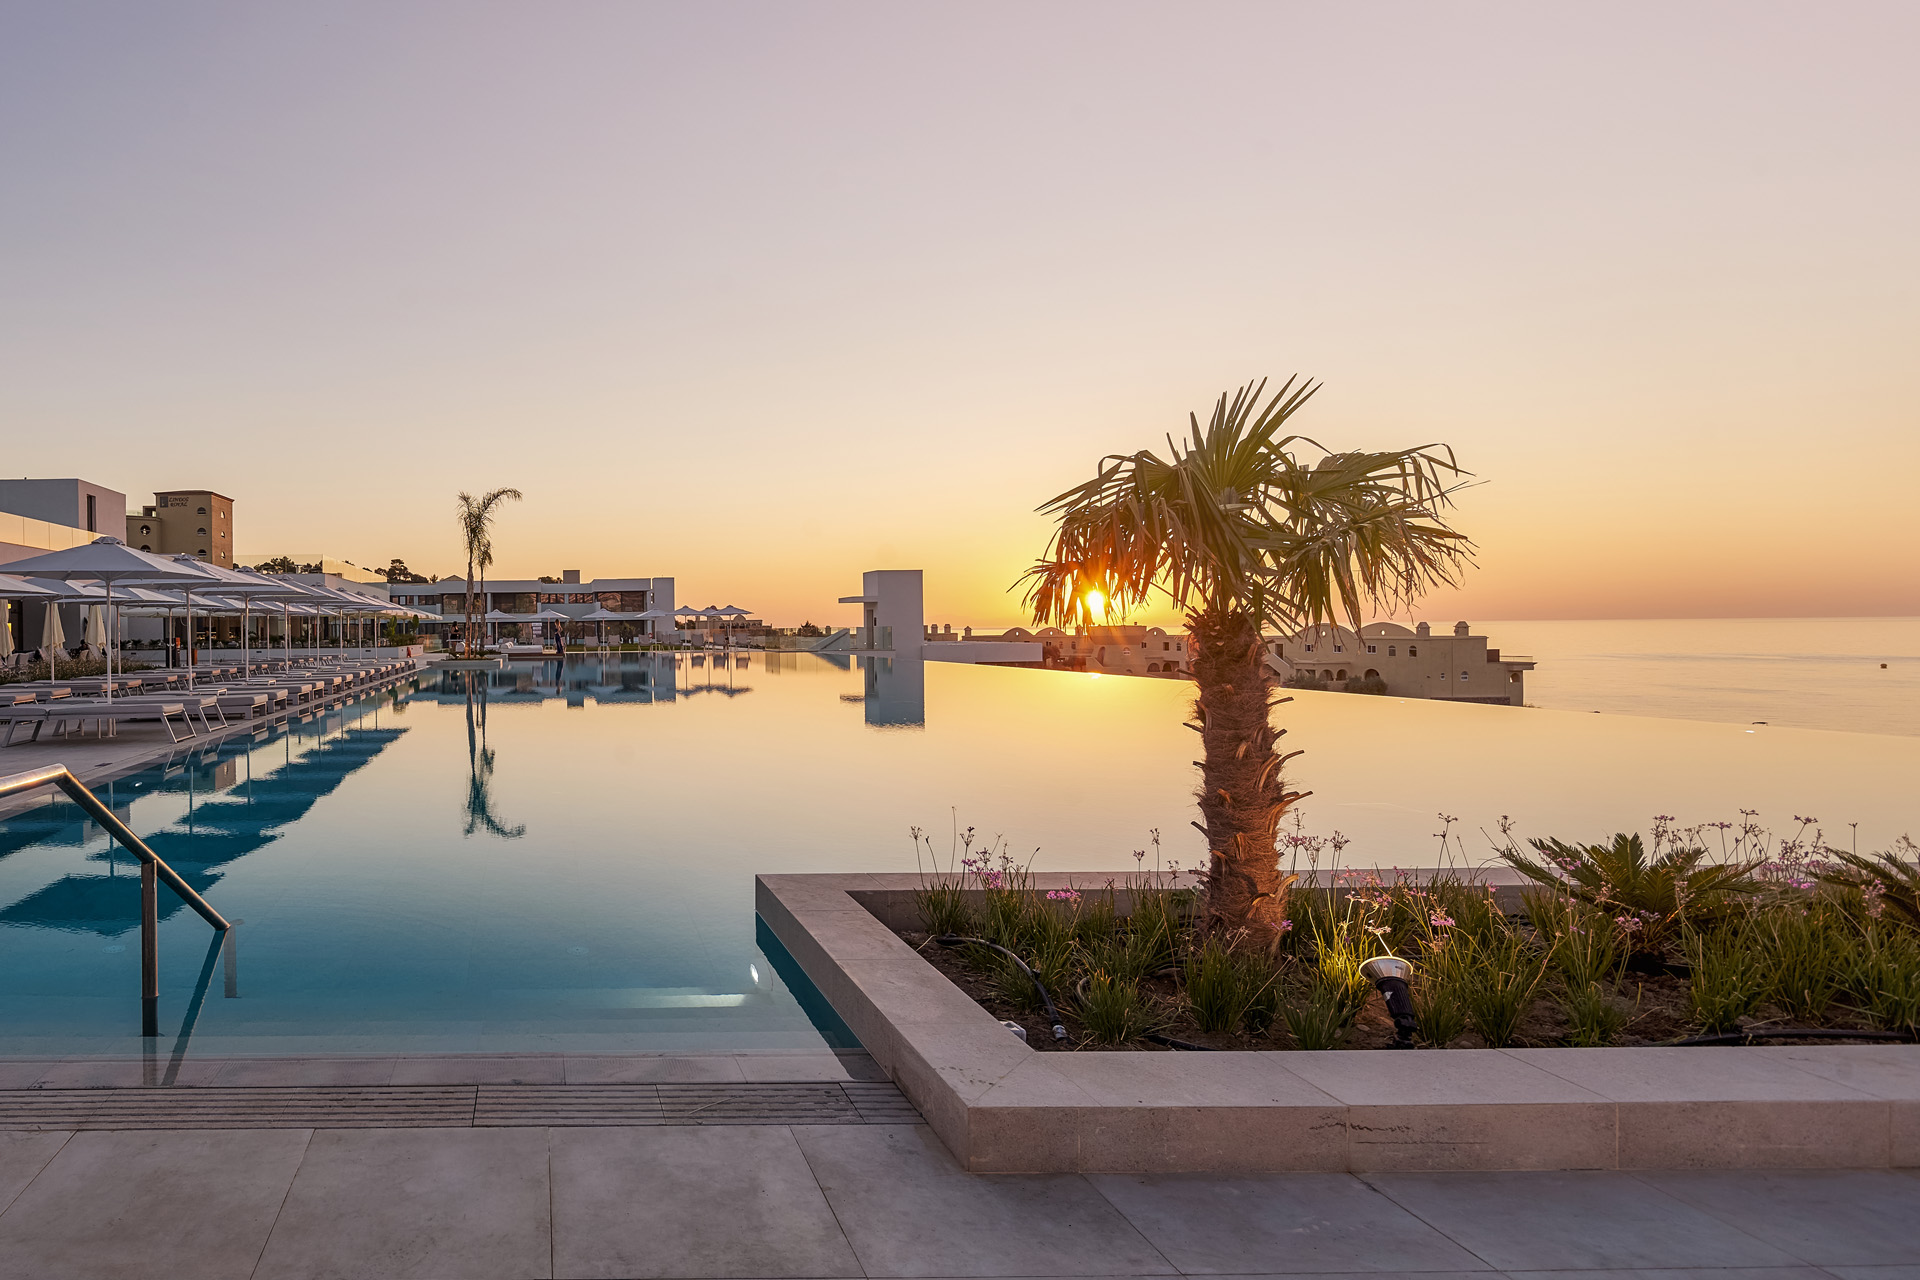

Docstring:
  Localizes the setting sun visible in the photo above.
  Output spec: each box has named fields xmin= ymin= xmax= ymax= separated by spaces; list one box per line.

xmin=1083 ymin=589 xmax=1107 ymax=619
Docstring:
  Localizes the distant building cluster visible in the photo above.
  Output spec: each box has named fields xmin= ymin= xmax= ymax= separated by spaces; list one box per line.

xmin=1266 ymin=620 xmax=1534 ymax=706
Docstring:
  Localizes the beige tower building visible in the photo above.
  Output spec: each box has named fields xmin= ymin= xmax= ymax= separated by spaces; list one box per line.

xmin=127 ymin=489 xmax=236 ymax=567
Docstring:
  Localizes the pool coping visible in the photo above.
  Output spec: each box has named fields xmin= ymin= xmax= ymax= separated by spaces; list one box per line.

xmin=755 ymin=871 xmax=1920 ymax=1174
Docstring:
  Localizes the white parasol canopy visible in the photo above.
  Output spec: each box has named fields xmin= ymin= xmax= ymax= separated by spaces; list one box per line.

xmin=0 ymin=537 xmax=213 ymax=702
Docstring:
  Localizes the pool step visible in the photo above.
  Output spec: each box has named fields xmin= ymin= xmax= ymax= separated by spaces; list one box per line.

xmin=0 ymin=1081 xmax=920 ymax=1130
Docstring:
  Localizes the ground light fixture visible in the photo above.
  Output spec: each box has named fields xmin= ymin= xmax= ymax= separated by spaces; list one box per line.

xmin=1359 ymin=955 xmax=1420 ymax=1048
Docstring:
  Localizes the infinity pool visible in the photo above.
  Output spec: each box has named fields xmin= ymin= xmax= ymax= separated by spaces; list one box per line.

xmin=1 ymin=653 xmax=1915 ymax=1056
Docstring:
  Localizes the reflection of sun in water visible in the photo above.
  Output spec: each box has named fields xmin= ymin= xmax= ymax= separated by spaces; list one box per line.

xmin=1084 ymin=589 xmax=1107 ymax=618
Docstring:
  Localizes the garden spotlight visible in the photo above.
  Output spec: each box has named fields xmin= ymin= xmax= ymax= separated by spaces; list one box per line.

xmin=1360 ymin=955 xmax=1420 ymax=1048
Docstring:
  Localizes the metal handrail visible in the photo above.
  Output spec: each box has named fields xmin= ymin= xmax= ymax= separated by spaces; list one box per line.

xmin=0 ymin=763 xmax=230 ymax=1035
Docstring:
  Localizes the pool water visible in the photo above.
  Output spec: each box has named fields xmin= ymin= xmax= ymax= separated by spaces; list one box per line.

xmin=2 ymin=652 xmax=1916 ymax=1056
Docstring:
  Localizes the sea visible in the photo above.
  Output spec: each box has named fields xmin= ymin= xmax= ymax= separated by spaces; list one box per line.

xmin=1480 ymin=617 xmax=1919 ymax=738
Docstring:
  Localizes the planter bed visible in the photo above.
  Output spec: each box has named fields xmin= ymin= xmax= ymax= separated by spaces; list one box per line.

xmin=757 ymin=872 xmax=1920 ymax=1174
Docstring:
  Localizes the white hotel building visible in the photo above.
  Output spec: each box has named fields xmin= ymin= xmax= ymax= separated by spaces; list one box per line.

xmin=389 ymin=571 xmax=674 ymax=641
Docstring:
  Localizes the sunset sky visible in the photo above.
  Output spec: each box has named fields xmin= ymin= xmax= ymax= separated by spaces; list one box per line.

xmin=3 ymin=3 xmax=1915 ymax=627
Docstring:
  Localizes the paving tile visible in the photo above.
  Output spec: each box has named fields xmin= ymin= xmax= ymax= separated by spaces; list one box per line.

xmin=1286 ymin=1050 xmax=1610 ymax=1106
xmin=736 ymin=1052 xmax=889 ymax=1082
xmin=551 ymin=1124 xmax=859 ymax=1278
xmin=1363 ymin=1170 xmax=1801 ymax=1271
xmin=1823 ymin=1269 xmax=1920 ymax=1280
xmin=0 ymin=1062 xmax=52 ymax=1089
xmin=1728 ymin=1046 xmax=1920 ymax=1101
xmin=1632 ymin=1169 xmax=1920 ymax=1266
xmin=388 ymin=1055 xmax=566 ymax=1085
xmin=213 ymin=1057 xmax=398 ymax=1086
xmin=792 ymin=1123 xmax=1175 ymax=1277
xmin=1504 ymin=1269 xmax=1833 ymax=1280
xmin=29 ymin=1055 xmax=227 ymax=1088
xmin=1507 ymin=1047 xmax=1880 ymax=1102
xmin=1087 ymin=1172 xmax=1490 ymax=1273
xmin=0 ymin=1127 xmax=311 ymax=1280
xmin=563 ymin=1054 xmax=745 ymax=1083
xmin=0 ymin=1132 xmax=70 ymax=1214
xmin=253 ymin=1126 xmax=551 ymax=1279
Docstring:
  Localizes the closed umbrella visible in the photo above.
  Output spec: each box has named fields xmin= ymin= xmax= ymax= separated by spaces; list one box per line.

xmin=83 ymin=605 xmax=108 ymax=656
xmin=41 ymin=599 xmax=66 ymax=676
xmin=0 ymin=573 xmax=59 ymax=665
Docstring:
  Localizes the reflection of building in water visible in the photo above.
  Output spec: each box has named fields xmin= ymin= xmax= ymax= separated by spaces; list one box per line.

xmin=413 ymin=654 xmax=680 ymax=705
xmin=1265 ymin=621 xmax=1534 ymax=705
xmin=857 ymin=656 xmax=924 ymax=728
xmin=0 ymin=720 xmax=409 ymax=935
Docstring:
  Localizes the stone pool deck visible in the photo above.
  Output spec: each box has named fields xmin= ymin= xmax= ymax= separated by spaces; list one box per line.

xmin=0 ymin=1108 xmax=1916 ymax=1278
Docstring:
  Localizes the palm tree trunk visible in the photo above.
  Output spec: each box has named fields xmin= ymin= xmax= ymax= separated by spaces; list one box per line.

xmin=1189 ymin=605 xmax=1303 ymax=935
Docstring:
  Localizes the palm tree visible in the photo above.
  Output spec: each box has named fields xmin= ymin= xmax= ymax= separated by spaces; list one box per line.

xmin=1023 ymin=377 xmax=1471 ymax=935
xmin=456 ymin=488 xmax=523 ymax=657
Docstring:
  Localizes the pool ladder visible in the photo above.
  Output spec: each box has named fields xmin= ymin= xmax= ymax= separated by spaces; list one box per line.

xmin=0 ymin=763 xmax=231 ymax=1037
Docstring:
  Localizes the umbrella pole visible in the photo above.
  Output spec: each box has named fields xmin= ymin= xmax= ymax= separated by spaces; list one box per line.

xmin=104 ymin=583 xmax=113 ymax=706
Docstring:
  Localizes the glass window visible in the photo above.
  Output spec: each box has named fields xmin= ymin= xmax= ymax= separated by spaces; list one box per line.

xmin=1367 ymin=644 xmax=1376 ymax=653
xmin=1461 ymin=670 xmax=1470 ymax=681
xmin=1409 ymin=645 xmax=1418 ymax=657
xmin=1388 ymin=645 xmax=1396 ymax=656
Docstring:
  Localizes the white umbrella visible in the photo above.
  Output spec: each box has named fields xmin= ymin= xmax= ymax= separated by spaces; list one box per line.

xmin=83 ymin=605 xmax=108 ymax=655
xmin=41 ymin=598 xmax=66 ymax=676
xmin=0 ymin=537 xmax=212 ymax=704
xmin=0 ymin=574 xmax=58 ymax=665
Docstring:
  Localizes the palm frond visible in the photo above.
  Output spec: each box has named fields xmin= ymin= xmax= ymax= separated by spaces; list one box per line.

xmin=1021 ymin=378 xmax=1471 ymax=631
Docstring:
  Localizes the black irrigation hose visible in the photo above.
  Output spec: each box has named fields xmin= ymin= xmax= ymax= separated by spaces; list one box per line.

xmin=1143 ymin=1032 xmax=1214 ymax=1051
xmin=1668 ymin=1026 xmax=1919 ymax=1047
xmin=935 ymin=935 xmax=1068 ymax=1041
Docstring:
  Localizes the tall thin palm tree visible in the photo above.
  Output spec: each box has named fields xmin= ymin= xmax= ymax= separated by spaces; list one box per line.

xmin=1023 ymin=377 xmax=1472 ymax=935
xmin=456 ymin=488 xmax=523 ymax=657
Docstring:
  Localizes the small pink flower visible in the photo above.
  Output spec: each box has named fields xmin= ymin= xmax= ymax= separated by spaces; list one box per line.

xmin=1044 ymin=889 xmax=1081 ymax=902
xmin=1430 ymin=913 xmax=1455 ymax=928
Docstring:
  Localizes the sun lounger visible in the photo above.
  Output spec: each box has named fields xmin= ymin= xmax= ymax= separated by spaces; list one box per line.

xmin=33 ymin=699 xmax=198 ymax=743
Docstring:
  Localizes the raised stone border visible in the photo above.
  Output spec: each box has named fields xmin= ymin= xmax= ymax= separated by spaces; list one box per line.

xmin=756 ymin=871 xmax=1920 ymax=1174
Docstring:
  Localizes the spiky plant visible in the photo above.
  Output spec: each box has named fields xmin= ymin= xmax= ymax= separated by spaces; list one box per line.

xmin=1503 ymin=832 xmax=1762 ymax=957
xmin=1022 ymin=377 xmax=1470 ymax=933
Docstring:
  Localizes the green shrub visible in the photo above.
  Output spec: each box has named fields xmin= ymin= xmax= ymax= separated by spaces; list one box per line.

xmin=1072 ymin=895 xmax=1119 ymax=947
xmin=1684 ymin=926 xmax=1764 ymax=1033
xmin=1822 ymin=842 xmax=1920 ymax=932
xmin=1282 ymin=979 xmax=1350 ymax=1050
xmin=1757 ymin=905 xmax=1848 ymax=1024
xmin=1525 ymin=892 xmax=1624 ymax=988
xmin=1089 ymin=920 xmax=1174 ymax=985
xmin=915 ymin=883 xmax=973 ymax=937
xmin=1502 ymin=831 xmax=1761 ymax=954
xmin=1460 ymin=932 xmax=1548 ymax=1047
xmin=1848 ymin=927 xmax=1920 ymax=1034
xmin=1560 ymin=981 xmax=1629 ymax=1046
xmin=1077 ymin=971 xmax=1156 ymax=1045
xmin=1184 ymin=937 xmax=1275 ymax=1035
xmin=1411 ymin=943 xmax=1470 ymax=1048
